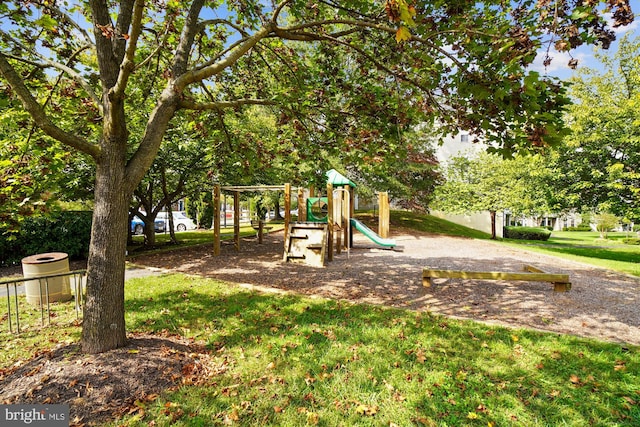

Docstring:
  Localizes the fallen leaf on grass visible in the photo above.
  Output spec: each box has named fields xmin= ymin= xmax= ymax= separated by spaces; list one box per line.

xmin=548 ymin=389 xmax=561 ymax=398
xmin=569 ymin=374 xmax=581 ymax=385
xmin=306 ymin=411 xmax=319 ymax=425
xmin=614 ymin=360 xmax=627 ymax=371
xmin=355 ymin=404 xmax=378 ymax=416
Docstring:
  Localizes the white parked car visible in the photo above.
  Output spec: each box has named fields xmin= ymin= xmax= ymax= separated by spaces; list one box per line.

xmin=158 ymin=211 xmax=197 ymax=232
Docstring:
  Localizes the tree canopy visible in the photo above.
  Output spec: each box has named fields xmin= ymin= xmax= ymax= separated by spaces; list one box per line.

xmin=551 ymin=31 xmax=640 ymax=221
xmin=0 ymin=0 xmax=633 ymax=353
xmin=432 ymin=152 xmax=554 ymax=238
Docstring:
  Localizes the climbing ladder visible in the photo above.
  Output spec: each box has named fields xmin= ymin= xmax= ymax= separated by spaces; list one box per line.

xmin=283 ymin=223 xmax=328 ymax=267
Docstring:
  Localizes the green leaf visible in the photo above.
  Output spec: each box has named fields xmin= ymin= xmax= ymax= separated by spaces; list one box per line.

xmin=35 ymin=15 xmax=57 ymax=31
xmin=395 ymin=26 xmax=412 ymax=43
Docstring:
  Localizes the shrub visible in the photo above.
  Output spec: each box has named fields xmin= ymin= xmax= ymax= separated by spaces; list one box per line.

xmin=0 ymin=211 xmax=92 ymax=268
xmin=503 ymin=226 xmax=551 ymax=241
xmin=622 ymin=238 xmax=640 ymax=245
xmin=563 ymin=224 xmax=592 ymax=232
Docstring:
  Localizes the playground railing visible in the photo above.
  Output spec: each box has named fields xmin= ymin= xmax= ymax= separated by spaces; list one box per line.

xmin=1 ymin=269 xmax=87 ymax=334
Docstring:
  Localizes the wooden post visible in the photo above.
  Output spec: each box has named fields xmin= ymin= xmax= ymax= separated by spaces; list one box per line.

xmin=213 ymin=184 xmax=221 ymax=256
xmin=233 ymin=191 xmax=240 ymax=251
xmin=297 ymin=187 xmax=306 ymax=222
xmin=343 ymin=186 xmax=350 ymax=249
xmin=284 ymin=183 xmax=291 ymax=251
xmin=327 ymin=183 xmax=333 ymax=262
xmin=378 ymin=191 xmax=390 ymax=238
xmin=349 ymin=186 xmax=355 ymax=248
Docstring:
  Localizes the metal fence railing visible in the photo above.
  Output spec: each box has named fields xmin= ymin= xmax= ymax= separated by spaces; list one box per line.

xmin=1 ymin=270 xmax=87 ymax=334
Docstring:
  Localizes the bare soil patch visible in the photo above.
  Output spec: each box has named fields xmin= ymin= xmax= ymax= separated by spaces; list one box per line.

xmin=1 ymin=333 xmax=214 ymax=426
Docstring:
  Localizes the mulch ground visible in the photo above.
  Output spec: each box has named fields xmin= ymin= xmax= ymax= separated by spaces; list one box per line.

xmin=1 ymin=332 xmax=216 ymax=426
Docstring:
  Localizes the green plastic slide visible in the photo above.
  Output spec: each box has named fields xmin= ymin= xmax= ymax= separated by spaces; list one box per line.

xmin=350 ymin=218 xmax=396 ymax=248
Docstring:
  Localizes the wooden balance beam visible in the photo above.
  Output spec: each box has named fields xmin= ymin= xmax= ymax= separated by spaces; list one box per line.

xmin=422 ymin=265 xmax=571 ymax=292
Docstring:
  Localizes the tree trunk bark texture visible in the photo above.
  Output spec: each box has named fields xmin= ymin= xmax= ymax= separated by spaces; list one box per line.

xmin=490 ymin=210 xmax=497 ymax=240
xmin=143 ymin=219 xmax=156 ymax=247
xmin=81 ymin=159 xmax=129 ymax=354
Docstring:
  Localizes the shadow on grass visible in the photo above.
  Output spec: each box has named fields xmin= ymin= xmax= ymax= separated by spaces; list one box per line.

xmin=122 ymin=275 xmax=639 ymax=426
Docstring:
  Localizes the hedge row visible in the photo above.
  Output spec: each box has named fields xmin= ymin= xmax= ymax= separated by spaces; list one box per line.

xmin=503 ymin=226 xmax=551 ymax=241
xmin=563 ymin=224 xmax=592 ymax=232
xmin=0 ymin=211 xmax=92 ymax=268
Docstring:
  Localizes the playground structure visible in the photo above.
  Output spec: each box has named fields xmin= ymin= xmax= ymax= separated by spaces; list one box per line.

xmin=283 ymin=222 xmax=328 ymax=267
xmin=212 ymin=170 xmax=396 ymax=267
xmin=284 ymin=170 xmax=396 ymax=266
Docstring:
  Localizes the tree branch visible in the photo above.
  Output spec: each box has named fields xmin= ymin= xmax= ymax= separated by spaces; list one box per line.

xmin=273 ymin=18 xmax=476 ymax=76
xmin=198 ymin=18 xmax=249 ymax=37
xmin=0 ymin=53 xmax=101 ymax=158
xmin=312 ymin=32 xmax=444 ymax=111
xmin=112 ymin=0 xmax=144 ymax=99
xmin=1 ymin=41 xmax=102 ymax=112
xmin=112 ymin=0 xmax=136 ymax=63
xmin=178 ymin=98 xmax=278 ymax=110
xmin=134 ymin=14 xmax=175 ymax=72
xmin=174 ymin=23 xmax=274 ymax=90
xmin=172 ymin=0 xmax=205 ymax=78
xmin=272 ymin=0 xmax=293 ymax=23
xmin=41 ymin=1 xmax=94 ymax=45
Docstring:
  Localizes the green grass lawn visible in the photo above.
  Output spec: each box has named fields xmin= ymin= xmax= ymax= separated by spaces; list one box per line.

xmin=500 ymin=230 xmax=640 ymax=277
xmin=118 ymin=275 xmax=639 ymax=426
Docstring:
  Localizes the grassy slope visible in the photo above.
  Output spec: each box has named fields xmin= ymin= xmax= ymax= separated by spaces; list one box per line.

xmin=501 ymin=230 xmax=640 ymax=277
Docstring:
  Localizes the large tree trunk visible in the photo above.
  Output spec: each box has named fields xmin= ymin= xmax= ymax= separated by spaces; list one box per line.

xmin=81 ymin=159 xmax=129 ymax=354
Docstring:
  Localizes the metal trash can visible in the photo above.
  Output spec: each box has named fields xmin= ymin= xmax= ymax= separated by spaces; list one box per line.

xmin=22 ymin=252 xmax=72 ymax=305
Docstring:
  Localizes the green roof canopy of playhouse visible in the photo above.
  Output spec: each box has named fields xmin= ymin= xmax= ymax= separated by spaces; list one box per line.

xmin=326 ymin=169 xmax=356 ymax=188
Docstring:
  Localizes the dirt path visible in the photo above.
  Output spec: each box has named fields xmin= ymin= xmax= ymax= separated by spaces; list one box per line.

xmin=131 ymin=230 xmax=640 ymax=347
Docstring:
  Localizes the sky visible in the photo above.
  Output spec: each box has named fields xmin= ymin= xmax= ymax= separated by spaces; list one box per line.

xmin=530 ymin=10 xmax=640 ymax=81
